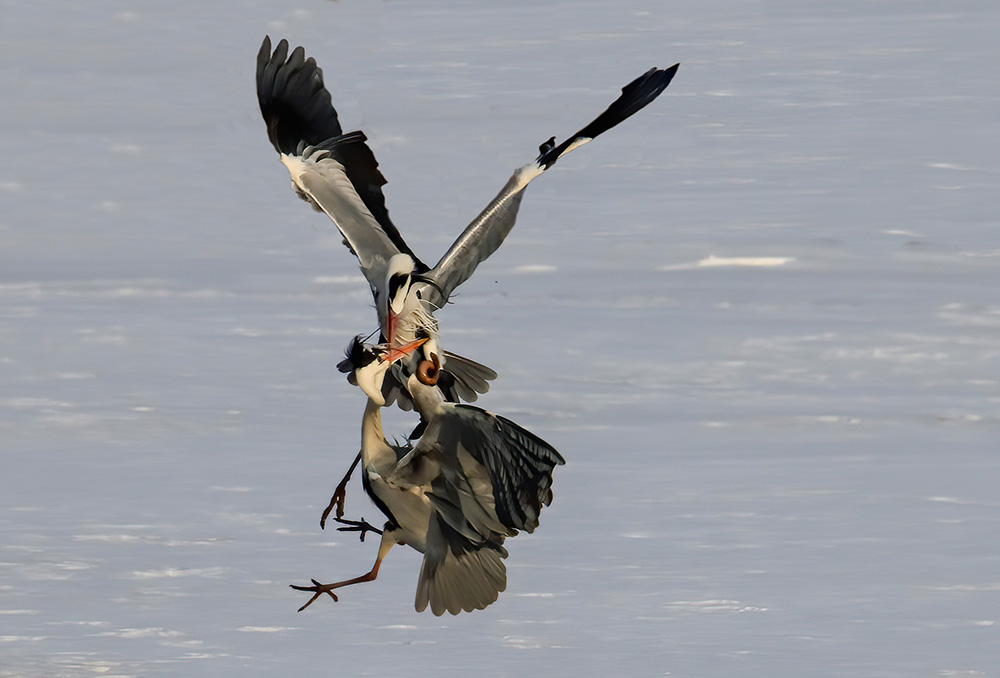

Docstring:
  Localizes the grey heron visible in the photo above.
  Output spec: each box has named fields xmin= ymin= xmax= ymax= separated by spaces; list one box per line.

xmin=256 ymin=36 xmax=679 ymax=401
xmin=258 ymin=35 xmax=677 ymax=564
xmin=291 ymin=336 xmax=564 ymax=615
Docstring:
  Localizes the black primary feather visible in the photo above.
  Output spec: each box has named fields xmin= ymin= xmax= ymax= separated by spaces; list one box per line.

xmin=454 ymin=405 xmax=565 ymax=533
xmin=256 ymin=36 xmax=427 ymax=270
xmin=537 ymin=63 xmax=680 ymax=169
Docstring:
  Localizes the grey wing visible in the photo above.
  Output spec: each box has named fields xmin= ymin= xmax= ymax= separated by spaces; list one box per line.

xmin=419 ymin=164 xmax=541 ymax=310
xmin=257 ymin=36 xmax=426 ymax=275
xmin=450 ymin=405 xmax=565 ymax=534
xmin=281 ymin=142 xmax=401 ymax=287
xmin=420 ymin=63 xmax=680 ymax=308
xmin=438 ymin=350 xmax=498 ymax=402
xmin=379 ymin=351 xmax=497 ymax=409
xmin=401 ymin=404 xmax=560 ymax=614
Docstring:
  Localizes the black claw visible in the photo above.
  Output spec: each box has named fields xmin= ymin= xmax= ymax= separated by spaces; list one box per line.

xmin=291 ymin=578 xmax=339 ymax=611
xmin=320 ymin=452 xmax=363 ymax=528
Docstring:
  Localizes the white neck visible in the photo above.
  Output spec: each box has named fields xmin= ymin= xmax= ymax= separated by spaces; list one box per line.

xmin=360 ymin=399 xmax=395 ymax=468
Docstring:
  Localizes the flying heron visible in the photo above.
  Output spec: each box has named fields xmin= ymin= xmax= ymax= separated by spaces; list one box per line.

xmin=256 ymin=35 xmax=678 ymax=399
xmin=291 ymin=337 xmax=564 ymax=615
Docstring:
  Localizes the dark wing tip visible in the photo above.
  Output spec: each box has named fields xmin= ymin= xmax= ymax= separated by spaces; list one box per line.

xmin=604 ymin=62 xmax=679 ymax=125
xmin=255 ymin=36 xmax=343 ymax=156
xmin=257 ymin=35 xmax=272 ymax=65
xmin=537 ymin=62 xmax=679 ymax=168
xmin=633 ymin=62 xmax=680 ymax=99
xmin=254 ymin=37 xmax=419 ymax=261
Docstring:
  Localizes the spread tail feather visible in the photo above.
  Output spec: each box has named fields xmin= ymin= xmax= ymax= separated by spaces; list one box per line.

xmin=415 ymin=515 xmax=508 ymax=615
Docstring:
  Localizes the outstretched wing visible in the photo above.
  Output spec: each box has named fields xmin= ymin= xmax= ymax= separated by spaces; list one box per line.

xmin=256 ymin=36 xmax=426 ymax=276
xmin=256 ymin=36 xmax=344 ymax=157
xmin=399 ymin=403 xmax=562 ymax=614
xmin=278 ymin=139 xmax=401 ymax=285
xmin=419 ymin=64 xmax=680 ymax=309
xmin=431 ymin=405 xmax=565 ymax=535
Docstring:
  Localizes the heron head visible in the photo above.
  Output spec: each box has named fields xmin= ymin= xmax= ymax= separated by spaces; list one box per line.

xmin=340 ymin=335 xmax=382 ymax=396
xmin=384 ymin=254 xmax=417 ymax=346
xmin=345 ymin=335 xmax=428 ymax=405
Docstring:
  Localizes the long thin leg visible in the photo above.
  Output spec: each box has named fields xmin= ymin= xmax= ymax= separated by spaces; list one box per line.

xmin=290 ymin=529 xmax=397 ymax=612
xmin=320 ymin=451 xmax=362 ymax=529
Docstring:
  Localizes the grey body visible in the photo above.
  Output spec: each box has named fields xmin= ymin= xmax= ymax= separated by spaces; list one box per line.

xmin=353 ymin=352 xmax=564 ymax=615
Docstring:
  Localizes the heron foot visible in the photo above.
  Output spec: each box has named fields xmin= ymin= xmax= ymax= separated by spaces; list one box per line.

xmin=290 ymin=578 xmax=339 ymax=612
xmin=319 ymin=485 xmax=347 ymax=529
xmin=320 ymin=452 xmax=363 ymax=529
xmin=335 ymin=517 xmax=383 ymax=542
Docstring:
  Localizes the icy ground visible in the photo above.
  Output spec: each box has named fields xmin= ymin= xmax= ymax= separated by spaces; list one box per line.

xmin=2 ymin=1 xmax=999 ymax=676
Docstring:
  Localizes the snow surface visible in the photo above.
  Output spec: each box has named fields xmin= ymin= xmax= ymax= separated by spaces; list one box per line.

xmin=2 ymin=1 xmax=999 ymax=676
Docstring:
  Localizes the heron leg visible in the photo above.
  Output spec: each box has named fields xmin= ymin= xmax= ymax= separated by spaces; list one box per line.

xmin=291 ymin=529 xmax=397 ymax=612
xmin=320 ymin=451 xmax=362 ymax=529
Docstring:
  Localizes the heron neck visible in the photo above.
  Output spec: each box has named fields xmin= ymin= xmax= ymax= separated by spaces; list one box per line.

xmin=407 ymin=377 xmax=446 ymax=418
xmin=361 ymin=399 xmax=387 ymax=459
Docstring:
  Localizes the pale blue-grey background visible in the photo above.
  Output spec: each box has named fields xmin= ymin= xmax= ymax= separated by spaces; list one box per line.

xmin=2 ymin=1 xmax=998 ymax=676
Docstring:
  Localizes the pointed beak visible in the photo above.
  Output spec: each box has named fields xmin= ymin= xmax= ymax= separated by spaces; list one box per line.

xmin=386 ymin=310 xmax=399 ymax=348
xmin=355 ymin=336 xmax=427 ymax=405
xmin=383 ymin=337 xmax=428 ymax=364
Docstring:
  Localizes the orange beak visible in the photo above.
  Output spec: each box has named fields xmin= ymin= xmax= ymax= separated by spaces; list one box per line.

xmin=386 ymin=310 xmax=399 ymax=348
xmin=383 ymin=337 xmax=428 ymax=364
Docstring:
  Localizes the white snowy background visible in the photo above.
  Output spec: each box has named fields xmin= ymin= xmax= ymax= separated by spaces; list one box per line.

xmin=2 ymin=1 xmax=998 ymax=676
